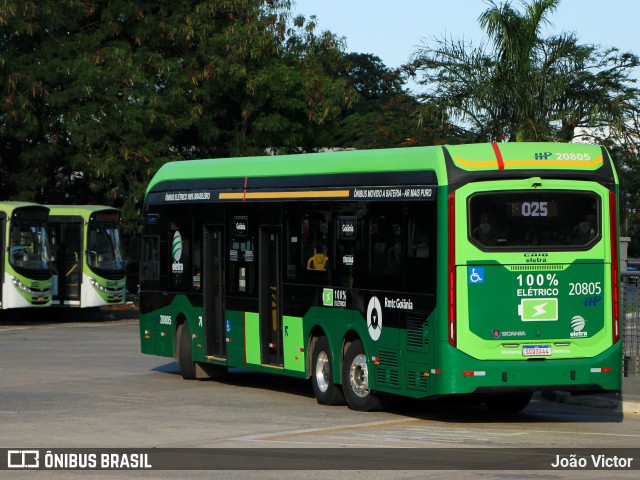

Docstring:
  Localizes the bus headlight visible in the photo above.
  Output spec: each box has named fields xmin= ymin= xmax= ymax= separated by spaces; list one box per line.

xmin=90 ymin=278 xmax=109 ymax=293
xmin=11 ymin=276 xmax=31 ymax=293
xmin=10 ymin=276 xmax=47 ymax=295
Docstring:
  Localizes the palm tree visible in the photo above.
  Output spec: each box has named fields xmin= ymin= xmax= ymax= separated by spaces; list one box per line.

xmin=410 ymin=0 xmax=640 ymax=144
xmin=479 ymin=0 xmax=560 ymax=141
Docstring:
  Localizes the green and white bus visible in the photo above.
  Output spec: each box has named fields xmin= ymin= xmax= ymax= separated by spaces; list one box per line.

xmin=139 ymin=142 xmax=621 ymax=412
xmin=0 ymin=202 xmax=52 ymax=308
xmin=47 ymin=205 xmax=126 ymax=307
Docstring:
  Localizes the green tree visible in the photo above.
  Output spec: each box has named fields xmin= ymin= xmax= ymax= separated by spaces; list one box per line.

xmin=410 ymin=0 xmax=640 ymax=144
xmin=409 ymin=0 xmax=640 ymax=251
xmin=329 ymin=53 xmax=460 ymax=149
xmin=0 ymin=1 xmax=353 ymax=222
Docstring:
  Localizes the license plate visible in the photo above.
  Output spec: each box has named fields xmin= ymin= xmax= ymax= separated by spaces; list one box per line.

xmin=522 ymin=345 xmax=551 ymax=357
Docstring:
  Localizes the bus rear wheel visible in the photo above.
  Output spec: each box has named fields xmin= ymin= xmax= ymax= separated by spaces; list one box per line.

xmin=342 ymin=339 xmax=387 ymax=412
xmin=176 ymin=322 xmax=196 ymax=380
xmin=311 ymin=336 xmax=345 ymax=405
xmin=484 ymin=392 xmax=533 ymax=413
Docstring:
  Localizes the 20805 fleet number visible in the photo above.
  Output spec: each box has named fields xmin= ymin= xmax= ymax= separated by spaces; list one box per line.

xmin=569 ymin=282 xmax=602 ymax=295
xmin=557 ymin=153 xmax=591 ymax=161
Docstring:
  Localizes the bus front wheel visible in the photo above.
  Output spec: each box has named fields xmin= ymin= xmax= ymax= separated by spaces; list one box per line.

xmin=176 ymin=322 xmax=197 ymax=380
xmin=342 ymin=339 xmax=387 ymax=412
xmin=311 ymin=336 xmax=345 ymax=405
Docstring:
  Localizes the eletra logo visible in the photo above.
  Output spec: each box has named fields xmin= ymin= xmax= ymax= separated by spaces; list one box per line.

xmin=570 ymin=315 xmax=588 ymax=337
xmin=171 ymin=231 xmax=184 ymax=273
xmin=172 ymin=231 xmax=183 ymax=262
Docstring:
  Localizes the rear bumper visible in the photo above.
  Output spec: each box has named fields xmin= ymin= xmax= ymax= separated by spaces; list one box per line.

xmin=435 ymin=341 xmax=622 ymax=395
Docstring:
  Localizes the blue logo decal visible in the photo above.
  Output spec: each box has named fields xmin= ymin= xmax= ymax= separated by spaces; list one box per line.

xmin=226 ymin=319 xmax=231 ymax=333
xmin=468 ymin=267 xmax=485 ymax=284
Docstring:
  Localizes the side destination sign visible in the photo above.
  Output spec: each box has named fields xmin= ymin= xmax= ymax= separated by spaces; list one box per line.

xmin=156 ymin=185 xmax=437 ymax=203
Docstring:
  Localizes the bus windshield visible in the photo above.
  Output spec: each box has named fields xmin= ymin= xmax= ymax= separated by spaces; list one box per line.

xmin=87 ymin=225 xmax=124 ymax=271
xmin=9 ymin=223 xmax=50 ymax=271
xmin=469 ymin=190 xmax=600 ymax=250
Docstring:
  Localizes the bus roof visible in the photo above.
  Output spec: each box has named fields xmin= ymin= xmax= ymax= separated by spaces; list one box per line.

xmin=147 ymin=146 xmax=447 ymax=194
xmin=0 ymin=201 xmax=49 ymax=215
xmin=46 ymin=205 xmax=118 ymax=215
xmin=146 ymin=142 xmax=616 ymax=196
xmin=46 ymin=205 xmax=120 ymax=224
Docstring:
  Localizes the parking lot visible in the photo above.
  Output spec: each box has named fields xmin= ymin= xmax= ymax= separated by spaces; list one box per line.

xmin=2 ymin=306 xmax=640 ymax=478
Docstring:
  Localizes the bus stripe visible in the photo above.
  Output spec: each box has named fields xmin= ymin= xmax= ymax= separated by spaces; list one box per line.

xmin=491 ymin=141 xmax=505 ymax=170
xmin=219 ymin=190 xmax=351 ymax=200
xmin=452 ymin=155 xmax=603 ymax=169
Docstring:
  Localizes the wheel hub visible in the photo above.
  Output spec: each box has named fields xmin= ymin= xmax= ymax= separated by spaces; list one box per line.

xmin=349 ymin=353 xmax=369 ymax=397
xmin=315 ymin=351 xmax=330 ymax=393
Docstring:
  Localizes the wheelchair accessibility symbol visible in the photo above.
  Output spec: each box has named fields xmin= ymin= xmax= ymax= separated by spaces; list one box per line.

xmin=468 ymin=267 xmax=485 ymax=284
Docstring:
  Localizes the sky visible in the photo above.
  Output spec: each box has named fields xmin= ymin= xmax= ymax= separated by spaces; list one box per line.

xmin=292 ymin=0 xmax=640 ymax=73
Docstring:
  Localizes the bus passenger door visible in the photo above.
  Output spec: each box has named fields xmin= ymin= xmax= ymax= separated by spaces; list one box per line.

xmin=49 ymin=223 xmax=82 ymax=305
xmin=259 ymin=226 xmax=283 ymax=367
xmin=204 ymin=225 xmax=225 ymax=359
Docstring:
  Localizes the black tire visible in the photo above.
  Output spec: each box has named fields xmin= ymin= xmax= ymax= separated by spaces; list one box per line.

xmin=176 ymin=322 xmax=197 ymax=380
xmin=341 ymin=339 xmax=387 ymax=411
xmin=311 ymin=336 xmax=345 ymax=405
xmin=484 ymin=392 xmax=533 ymax=413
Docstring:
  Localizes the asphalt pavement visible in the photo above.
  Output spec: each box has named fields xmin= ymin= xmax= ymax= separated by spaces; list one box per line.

xmin=5 ymin=300 xmax=638 ymax=417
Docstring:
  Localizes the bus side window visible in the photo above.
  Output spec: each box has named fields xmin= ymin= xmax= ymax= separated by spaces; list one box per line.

xmin=405 ymin=205 xmax=435 ymax=294
xmin=368 ymin=207 xmax=402 ymax=287
xmin=408 ymin=219 xmax=430 ymax=259
xmin=301 ymin=213 xmax=330 ymax=279
xmin=285 ymin=208 xmax=300 ymax=281
xmin=228 ymin=214 xmax=256 ymax=295
xmin=142 ymin=236 xmax=160 ymax=282
xmin=334 ymin=213 xmax=362 ymax=289
xmin=192 ymin=223 xmax=202 ymax=291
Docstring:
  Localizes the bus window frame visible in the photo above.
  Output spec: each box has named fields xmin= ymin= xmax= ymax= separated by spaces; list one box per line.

xmin=466 ymin=189 xmax=603 ymax=252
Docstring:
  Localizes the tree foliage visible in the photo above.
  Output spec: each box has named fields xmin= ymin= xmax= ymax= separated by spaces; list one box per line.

xmin=0 ymin=1 xmax=354 ymax=222
xmin=328 ymin=53 xmax=460 ymax=149
xmin=409 ymin=0 xmax=640 ymax=249
xmin=410 ymin=0 xmax=640 ymax=145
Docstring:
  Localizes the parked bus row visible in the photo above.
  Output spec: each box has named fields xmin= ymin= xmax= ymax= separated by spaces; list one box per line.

xmin=138 ymin=142 xmax=623 ymax=413
xmin=0 ymin=203 xmax=126 ymax=310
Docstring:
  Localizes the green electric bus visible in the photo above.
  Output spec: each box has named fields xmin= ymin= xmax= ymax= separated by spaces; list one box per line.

xmin=0 ymin=202 xmax=52 ymax=308
xmin=47 ymin=205 xmax=126 ymax=307
xmin=139 ymin=142 xmax=621 ymax=412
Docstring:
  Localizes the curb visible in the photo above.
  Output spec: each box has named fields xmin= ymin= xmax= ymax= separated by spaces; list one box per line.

xmin=542 ymin=391 xmax=640 ymax=416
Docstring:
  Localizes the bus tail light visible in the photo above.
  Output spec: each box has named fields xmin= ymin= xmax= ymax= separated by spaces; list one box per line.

xmin=609 ymin=190 xmax=620 ymax=343
xmin=462 ymin=371 xmax=486 ymax=377
xmin=590 ymin=367 xmax=612 ymax=373
xmin=448 ymin=192 xmax=457 ymax=347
